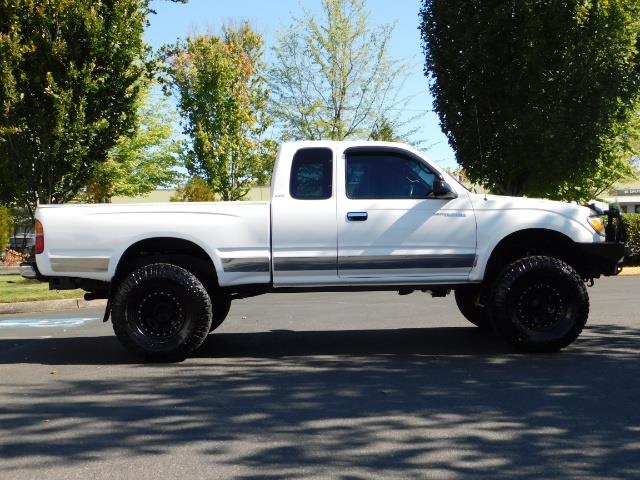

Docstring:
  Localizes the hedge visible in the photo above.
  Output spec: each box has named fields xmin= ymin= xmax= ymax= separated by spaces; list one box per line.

xmin=622 ymin=213 xmax=640 ymax=265
xmin=0 ymin=206 xmax=13 ymax=254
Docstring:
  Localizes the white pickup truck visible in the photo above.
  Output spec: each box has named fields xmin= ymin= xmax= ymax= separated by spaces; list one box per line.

xmin=22 ymin=141 xmax=626 ymax=360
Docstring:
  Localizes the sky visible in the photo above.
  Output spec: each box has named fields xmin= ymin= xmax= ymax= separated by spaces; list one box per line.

xmin=144 ymin=0 xmax=457 ymax=170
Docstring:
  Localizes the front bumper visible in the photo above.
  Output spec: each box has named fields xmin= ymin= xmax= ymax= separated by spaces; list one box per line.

xmin=577 ymin=242 xmax=626 ymax=277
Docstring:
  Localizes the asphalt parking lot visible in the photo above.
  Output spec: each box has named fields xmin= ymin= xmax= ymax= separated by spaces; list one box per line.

xmin=1 ymin=275 xmax=639 ymax=479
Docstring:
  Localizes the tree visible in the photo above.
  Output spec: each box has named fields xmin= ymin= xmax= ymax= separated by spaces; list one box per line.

xmin=268 ymin=0 xmax=410 ymax=141
xmin=420 ymin=0 xmax=640 ymax=199
xmin=82 ymin=82 xmax=183 ymax=203
xmin=160 ymin=22 xmax=275 ymax=201
xmin=170 ymin=178 xmax=216 ymax=202
xmin=562 ymin=113 xmax=639 ymax=200
xmin=0 ymin=206 xmax=13 ymax=254
xmin=369 ymin=117 xmax=402 ymax=142
xmin=0 ymin=0 xmax=152 ymax=218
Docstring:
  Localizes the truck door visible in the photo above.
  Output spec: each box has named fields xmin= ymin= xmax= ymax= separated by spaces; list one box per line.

xmin=337 ymin=146 xmax=476 ymax=283
xmin=271 ymin=147 xmax=338 ymax=286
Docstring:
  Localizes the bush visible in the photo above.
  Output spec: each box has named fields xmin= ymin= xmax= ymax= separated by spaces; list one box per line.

xmin=170 ymin=178 xmax=216 ymax=202
xmin=622 ymin=213 xmax=640 ymax=265
xmin=0 ymin=206 xmax=13 ymax=254
xmin=2 ymin=249 xmax=30 ymax=266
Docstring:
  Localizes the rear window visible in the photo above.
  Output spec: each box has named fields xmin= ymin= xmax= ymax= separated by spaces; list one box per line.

xmin=290 ymin=148 xmax=333 ymax=200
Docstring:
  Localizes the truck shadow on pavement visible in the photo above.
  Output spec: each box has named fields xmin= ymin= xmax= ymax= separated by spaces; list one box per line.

xmin=0 ymin=326 xmax=509 ymax=365
xmin=0 ymin=323 xmax=639 ymax=479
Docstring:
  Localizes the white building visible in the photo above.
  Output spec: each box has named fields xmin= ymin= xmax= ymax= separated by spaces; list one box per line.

xmin=602 ymin=183 xmax=640 ymax=214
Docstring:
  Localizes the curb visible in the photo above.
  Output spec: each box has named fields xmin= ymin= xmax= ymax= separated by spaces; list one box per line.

xmin=619 ymin=267 xmax=640 ymax=276
xmin=0 ymin=298 xmax=107 ymax=315
xmin=0 ymin=267 xmax=19 ymax=275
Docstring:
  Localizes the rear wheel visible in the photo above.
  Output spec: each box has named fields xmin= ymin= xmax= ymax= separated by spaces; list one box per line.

xmin=111 ymin=263 xmax=212 ymax=361
xmin=454 ymin=285 xmax=490 ymax=329
xmin=488 ymin=256 xmax=588 ymax=352
xmin=209 ymin=293 xmax=232 ymax=332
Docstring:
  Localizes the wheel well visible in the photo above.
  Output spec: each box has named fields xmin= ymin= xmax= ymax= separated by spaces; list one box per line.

xmin=484 ymin=229 xmax=584 ymax=282
xmin=114 ymin=237 xmax=219 ymax=291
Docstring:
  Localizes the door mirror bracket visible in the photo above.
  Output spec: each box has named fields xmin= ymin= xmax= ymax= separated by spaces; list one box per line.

xmin=432 ymin=179 xmax=458 ymax=199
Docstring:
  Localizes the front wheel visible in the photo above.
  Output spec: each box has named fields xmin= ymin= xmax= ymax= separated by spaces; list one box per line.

xmin=111 ymin=263 xmax=213 ymax=360
xmin=488 ymin=256 xmax=589 ymax=353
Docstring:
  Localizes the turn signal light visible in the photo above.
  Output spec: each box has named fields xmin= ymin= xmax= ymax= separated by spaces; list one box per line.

xmin=587 ymin=216 xmax=605 ymax=237
xmin=35 ymin=219 xmax=44 ymax=254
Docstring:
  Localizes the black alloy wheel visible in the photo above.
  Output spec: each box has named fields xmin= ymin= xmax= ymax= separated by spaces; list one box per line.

xmin=111 ymin=263 xmax=212 ymax=360
xmin=135 ymin=289 xmax=187 ymax=339
xmin=488 ymin=256 xmax=589 ymax=352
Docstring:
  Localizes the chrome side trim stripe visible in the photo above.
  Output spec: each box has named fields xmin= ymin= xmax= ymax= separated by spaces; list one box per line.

xmin=268 ymin=254 xmax=476 ymax=272
xmin=273 ymin=257 xmax=337 ymax=271
xmin=223 ymin=254 xmax=476 ymax=273
xmin=222 ymin=257 xmax=270 ymax=272
xmin=339 ymin=254 xmax=476 ymax=270
xmin=49 ymin=257 xmax=110 ymax=273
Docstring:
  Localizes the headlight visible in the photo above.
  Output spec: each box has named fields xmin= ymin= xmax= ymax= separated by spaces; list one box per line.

xmin=587 ymin=216 xmax=605 ymax=236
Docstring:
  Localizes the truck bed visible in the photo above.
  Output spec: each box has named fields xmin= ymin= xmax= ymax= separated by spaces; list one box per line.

xmin=35 ymin=201 xmax=272 ymax=286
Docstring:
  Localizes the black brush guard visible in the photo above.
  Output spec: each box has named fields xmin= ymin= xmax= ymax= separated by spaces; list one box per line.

xmin=578 ymin=206 xmax=627 ymax=277
xmin=605 ymin=206 xmax=627 ymax=244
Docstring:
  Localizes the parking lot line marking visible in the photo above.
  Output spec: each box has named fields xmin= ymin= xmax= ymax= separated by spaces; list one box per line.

xmin=0 ymin=317 xmax=100 ymax=328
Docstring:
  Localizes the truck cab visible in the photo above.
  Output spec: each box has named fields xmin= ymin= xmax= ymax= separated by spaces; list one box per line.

xmin=271 ymin=142 xmax=476 ymax=286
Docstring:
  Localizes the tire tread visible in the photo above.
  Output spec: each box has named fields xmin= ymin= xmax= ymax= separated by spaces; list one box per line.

xmin=111 ymin=263 xmax=212 ymax=360
xmin=488 ymin=255 xmax=589 ymax=352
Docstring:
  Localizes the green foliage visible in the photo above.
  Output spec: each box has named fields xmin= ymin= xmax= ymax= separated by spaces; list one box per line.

xmin=268 ymin=0 xmax=410 ymax=141
xmin=562 ymin=114 xmax=640 ymax=201
xmin=82 ymin=83 xmax=183 ymax=203
xmin=369 ymin=117 xmax=401 ymax=142
xmin=420 ymin=0 xmax=640 ymax=199
xmin=160 ymin=22 xmax=275 ymax=201
xmin=0 ymin=206 xmax=14 ymax=253
xmin=0 ymin=0 xmax=150 ymax=216
xmin=170 ymin=178 xmax=216 ymax=202
xmin=0 ymin=275 xmax=83 ymax=303
xmin=622 ymin=213 xmax=640 ymax=264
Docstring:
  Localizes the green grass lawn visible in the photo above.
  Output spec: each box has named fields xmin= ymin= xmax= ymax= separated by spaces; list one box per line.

xmin=0 ymin=275 xmax=84 ymax=303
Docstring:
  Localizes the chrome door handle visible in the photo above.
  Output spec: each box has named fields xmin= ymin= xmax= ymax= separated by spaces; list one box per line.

xmin=347 ymin=212 xmax=368 ymax=222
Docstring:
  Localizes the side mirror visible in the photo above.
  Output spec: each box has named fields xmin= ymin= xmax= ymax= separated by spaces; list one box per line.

xmin=432 ymin=179 xmax=458 ymax=199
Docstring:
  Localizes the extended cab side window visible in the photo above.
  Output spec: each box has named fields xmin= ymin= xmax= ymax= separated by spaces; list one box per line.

xmin=290 ymin=148 xmax=333 ymax=200
xmin=345 ymin=152 xmax=436 ymax=199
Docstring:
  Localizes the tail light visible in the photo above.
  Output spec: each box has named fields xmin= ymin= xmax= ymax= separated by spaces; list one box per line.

xmin=35 ymin=219 xmax=44 ymax=254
